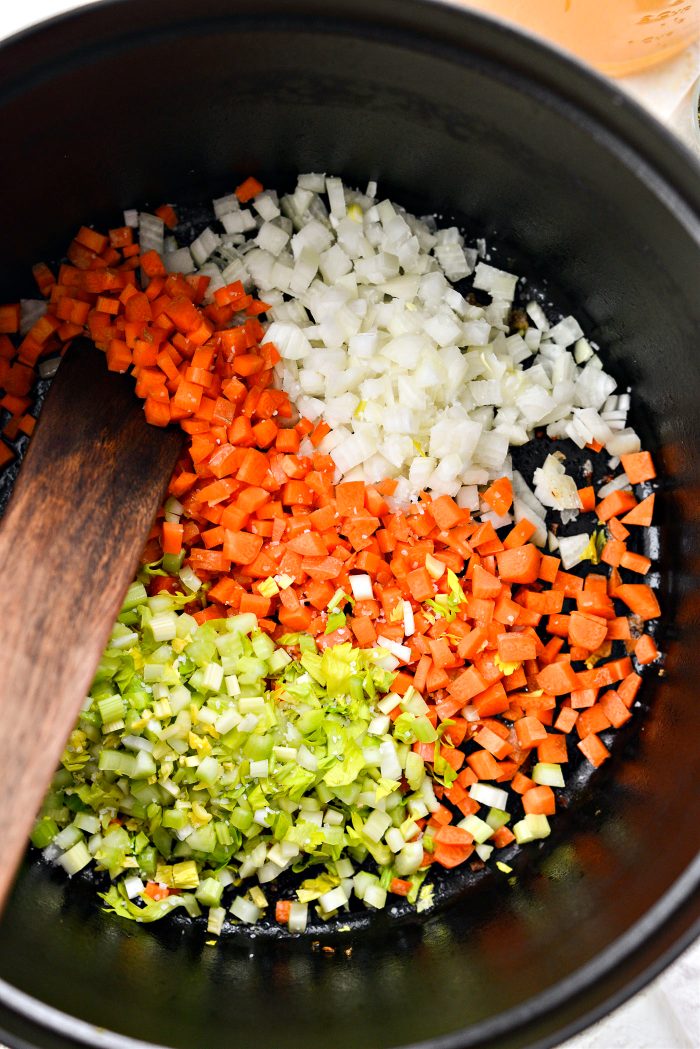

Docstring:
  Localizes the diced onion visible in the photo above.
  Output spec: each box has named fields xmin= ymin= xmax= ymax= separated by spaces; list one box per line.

xmin=349 ymin=574 xmax=373 ymax=600
xmin=188 ymin=174 xmax=639 ymax=503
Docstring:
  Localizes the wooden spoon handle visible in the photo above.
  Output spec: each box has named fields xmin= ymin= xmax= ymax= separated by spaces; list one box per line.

xmin=0 ymin=340 xmax=182 ymax=911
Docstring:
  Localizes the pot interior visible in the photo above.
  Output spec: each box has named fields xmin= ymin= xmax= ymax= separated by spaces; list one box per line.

xmin=0 ymin=3 xmax=698 ymax=1048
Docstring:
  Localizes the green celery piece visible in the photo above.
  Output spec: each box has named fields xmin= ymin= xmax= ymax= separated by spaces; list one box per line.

xmin=30 ymin=816 xmax=59 ymax=848
xmin=137 ymin=846 xmax=158 ymax=877
xmin=100 ymin=887 xmax=191 ymax=923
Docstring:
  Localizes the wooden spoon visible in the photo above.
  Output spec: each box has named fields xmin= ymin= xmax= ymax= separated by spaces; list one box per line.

xmin=0 ymin=339 xmax=183 ymax=910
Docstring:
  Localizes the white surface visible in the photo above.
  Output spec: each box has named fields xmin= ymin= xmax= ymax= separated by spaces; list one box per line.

xmin=618 ymin=40 xmax=700 ymax=157
xmin=0 ymin=3 xmax=697 ymax=1048
xmin=560 ymin=939 xmax=700 ymax=1049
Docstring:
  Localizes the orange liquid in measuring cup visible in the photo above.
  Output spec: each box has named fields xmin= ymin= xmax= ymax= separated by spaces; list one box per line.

xmin=461 ymin=0 xmax=700 ymax=77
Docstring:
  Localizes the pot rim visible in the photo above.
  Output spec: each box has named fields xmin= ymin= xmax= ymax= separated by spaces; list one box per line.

xmin=0 ymin=2 xmax=698 ymax=1048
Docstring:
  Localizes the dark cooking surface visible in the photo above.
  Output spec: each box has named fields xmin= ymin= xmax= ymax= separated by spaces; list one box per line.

xmin=0 ymin=2 xmax=697 ymax=1048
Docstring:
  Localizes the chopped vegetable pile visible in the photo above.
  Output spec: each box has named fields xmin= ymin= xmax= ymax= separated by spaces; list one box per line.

xmin=0 ymin=174 xmax=661 ymax=937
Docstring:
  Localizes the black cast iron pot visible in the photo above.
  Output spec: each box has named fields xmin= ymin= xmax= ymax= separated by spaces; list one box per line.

xmin=0 ymin=2 xmax=698 ymax=1048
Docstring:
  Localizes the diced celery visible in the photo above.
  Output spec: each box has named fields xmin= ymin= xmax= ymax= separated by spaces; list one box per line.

xmin=363 ymin=883 xmax=387 ymax=910
xmin=363 ymin=810 xmax=392 ymax=843
xmin=162 ymin=808 xmax=188 ymax=831
xmin=98 ymin=695 xmax=125 ymax=726
xmin=268 ymin=649 xmax=292 ymax=673
xmin=251 ymin=632 xmax=275 ymax=661
xmin=187 ymin=825 xmax=217 ymax=853
xmin=58 ymin=841 xmax=92 ymax=876
xmin=230 ymin=896 xmax=260 ymax=923
xmin=41 ymin=594 xmax=480 ymax=930
xmin=226 ymin=613 xmax=258 ymax=635
xmin=149 ymin=611 xmax=178 ymax=643
xmin=200 ymin=662 xmax=224 ymax=693
xmin=513 ymin=813 xmax=551 ymax=844
xmin=485 ymin=808 xmax=510 ymax=832
xmin=459 ymin=815 xmax=494 ymax=844
xmin=172 ymin=860 xmax=199 ymax=889
xmin=404 ymin=751 xmax=425 ymax=791
xmin=30 ymin=816 xmax=59 ymax=849
xmin=532 ymin=762 xmax=566 ymax=788
xmin=74 ymin=812 xmax=101 ymax=835
xmin=179 ymin=566 xmax=202 ymax=593
xmin=137 ymin=846 xmax=158 ymax=877
xmin=230 ymin=807 xmax=254 ymax=833
xmin=162 ymin=551 xmax=184 ymax=575
xmin=207 ymin=906 xmax=226 ymax=935
xmin=121 ymin=582 xmax=148 ymax=613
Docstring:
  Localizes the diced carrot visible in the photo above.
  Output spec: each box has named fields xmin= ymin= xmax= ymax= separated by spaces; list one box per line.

xmin=606 ymin=616 xmax=631 ymax=641
xmin=482 ymin=477 xmax=513 ymax=516
xmin=524 ymin=590 xmax=564 ymax=615
xmin=620 ymin=550 xmax=651 ymax=575
xmin=620 ymin=451 xmax=656 ymax=484
xmin=576 ymin=704 xmax=611 ymax=738
xmin=599 ymin=690 xmax=632 ymax=729
xmin=472 ymin=564 xmax=502 ymax=600
xmin=577 ymin=733 xmax=610 ymax=768
xmin=426 ymin=663 xmax=451 ymax=692
xmin=405 ymin=566 xmax=433 ymax=603
xmin=537 ymin=733 xmax=568 ymax=763
xmin=547 ymin=613 xmax=570 ymax=639
xmin=235 ymin=176 xmax=264 ymax=202
xmin=554 ymin=571 xmax=584 ymax=596
xmin=621 ymin=493 xmax=655 ymax=527
xmin=576 ymin=588 xmax=615 ymax=619
xmin=568 ymin=611 xmax=608 ymax=652
xmin=600 ymin=538 xmax=625 ymax=568
xmin=162 ymin=521 xmax=183 ymax=555
xmin=496 ymin=631 xmax=536 ymax=663
xmin=492 ymin=826 xmax=515 ymax=848
xmin=433 ymin=825 xmax=473 ymax=847
xmin=512 ymin=772 xmax=533 ymax=793
xmin=618 ymin=672 xmax=642 ymax=708
xmin=522 ymin=785 xmax=555 ymax=816
xmin=634 ymin=634 xmax=659 ymax=665
xmin=473 ymin=726 xmax=513 ymax=760
xmin=503 ymin=518 xmax=537 ymax=549
xmin=596 ymin=489 xmax=637 ymax=522
xmin=275 ymin=900 xmax=292 ymax=923
xmin=430 ymin=494 xmax=465 ymax=531
xmin=615 ymin=583 xmax=660 ymax=621
xmin=433 ymin=842 xmax=474 ymax=868
xmin=515 ymin=716 xmax=548 ymax=748
xmin=608 ymin=516 xmax=630 ymax=542
xmin=75 ymin=225 xmax=108 ymax=253
xmin=155 ymin=203 xmax=178 ymax=229
xmin=239 ymin=592 xmax=271 ymax=617
xmin=554 ymin=706 xmax=579 ymax=733
xmin=576 ymin=657 xmax=633 ymax=691
xmin=577 ymin=485 xmax=595 ymax=512
xmin=144 ymin=882 xmax=176 ymax=902
xmin=472 ymin=681 xmax=509 ymax=717
xmin=144 ymin=397 xmax=171 ymax=427
xmin=536 ymin=661 xmax=579 ymax=696
xmin=467 ymin=749 xmax=501 ymax=780
xmin=105 ymin=339 xmax=132 ymax=373
xmin=570 ymin=687 xmax=598 ymax=709
xmin=223 ymin=530 xmax=264 ymax=565
xmin=538 ymin=554 xmax=560 ymax=584
xmin=496 ymin=544 xmax=540 ymax=583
